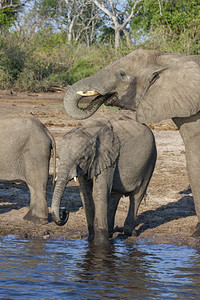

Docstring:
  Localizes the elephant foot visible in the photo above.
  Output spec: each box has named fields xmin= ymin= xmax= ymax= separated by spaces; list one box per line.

xmin=23 ymin=211 xmax=48 ymax=225
xmin=109 ymin=232 xmax=113 ymax=238
xmin=109 ymin=226 xmax=124 ymax=238
xmin=88 ymin=234 xmax=94 ymax=242
xmin=88 ymin=226 xmax=95 ymax=242
xmin=124 ymin=227 xmax=137 ymax=237
xmin=94 ymin=229 xmax=109 ymax=245
xmin=192 ymin=223 xmax=200 ymax=237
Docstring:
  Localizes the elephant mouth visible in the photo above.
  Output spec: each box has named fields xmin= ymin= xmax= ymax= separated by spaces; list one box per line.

xmin=76 ymin=90 xmax=137 ymax=112
xmin=104 ymin=93 xmax=136 ymax=111
xmin=76 ymin=90 xmax=117 ymax=109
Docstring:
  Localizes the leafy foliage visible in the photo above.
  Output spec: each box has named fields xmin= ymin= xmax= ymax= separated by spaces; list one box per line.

xmin=67 ymin=46 xmax=116 ymax=84
xmin=130 ymin=0 xmax=200 ymax=55
xmin=0 ymin=34 xmax=26 ymax=88
xmin=0 ymin=8 xmax=15 ymax=28
xmin=0 ymin=0 xmax=23 ymax=30
xmin=0 ymin=0 xmax=199 ymax=91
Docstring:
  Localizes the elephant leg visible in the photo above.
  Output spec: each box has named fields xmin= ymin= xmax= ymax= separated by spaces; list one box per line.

xmin=174 ymin=117 xmax=200 ymax=235
xmin=124 ymin=193 xmax=136 ymax=236
xmin=24 ymin=183 xmax=49 ymax=224
xmin=180 ymin=137 xmax=200 ymax=233
xmin=107 ymin=193 xmax=121 ymax=237
xmin=23 ymin=161 xmax=49 ymax=224
xmin=92 ymin=167 xmax=115 ymax=245
xmin=124 ymin=189 xmax=146 ymax=236
xmin=79 ymin=176 xmax=95 ymax=242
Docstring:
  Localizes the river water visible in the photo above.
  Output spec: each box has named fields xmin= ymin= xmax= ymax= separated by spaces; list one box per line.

xmin=0 ymin=235 xmax=200 ymax=299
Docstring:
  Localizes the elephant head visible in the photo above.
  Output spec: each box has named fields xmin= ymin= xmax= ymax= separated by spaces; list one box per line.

xmin=51 ymin=122 xmax=120 ymax=226
xmin=64 ymin=49 xmax=200 ymax=123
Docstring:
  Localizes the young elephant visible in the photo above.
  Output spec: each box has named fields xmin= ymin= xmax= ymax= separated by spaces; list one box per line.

xmin=0 ymin=114 xmax=56 ymax=224
xmin=51 ymin=117 xmax=156 ymax=244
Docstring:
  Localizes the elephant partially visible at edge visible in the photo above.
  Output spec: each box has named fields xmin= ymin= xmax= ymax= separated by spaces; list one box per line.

xmin=63 ymin=48 xmax=200 ymax=236
xmin=51 ymin=117 xmax=156 ymax=245
xmin=0 ymin=114 xmax=56 ymax=224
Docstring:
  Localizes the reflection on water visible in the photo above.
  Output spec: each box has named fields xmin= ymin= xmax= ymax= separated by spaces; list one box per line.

xmin=0 ymin=236 xmax=200 ymax=299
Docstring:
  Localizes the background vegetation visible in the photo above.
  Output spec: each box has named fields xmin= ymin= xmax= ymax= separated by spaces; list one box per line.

xmin=0 ymin=0 xmax=199 ymax=92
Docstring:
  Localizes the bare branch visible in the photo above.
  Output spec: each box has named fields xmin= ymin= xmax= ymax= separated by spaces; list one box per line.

xmin=91 ymin=0 xmax=143 ymax=49
xmin=158 ymin=0 xmax=163 ymax=16
xmin=0 ymin=0 xmax=28 ymax=11
xmin=92 ymin=0 xmax=117 ymax=23
xmin=118 ymin=0 xmax=143 ymax=30
xmin=109 ymin=0 xmax=115 ymax=14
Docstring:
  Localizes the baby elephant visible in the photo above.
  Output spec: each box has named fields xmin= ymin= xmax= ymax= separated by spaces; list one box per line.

xmin=0 ymin=114 xmax=56 ymax=224
xmin=51 ymin=117 xmax=156 ymax=244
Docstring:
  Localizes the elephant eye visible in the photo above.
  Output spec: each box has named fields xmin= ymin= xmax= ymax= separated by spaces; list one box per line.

xmin=117 ymin=69 xmax=126 ymax=79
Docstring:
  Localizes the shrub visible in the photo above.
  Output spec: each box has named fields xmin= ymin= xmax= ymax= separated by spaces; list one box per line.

xmin=0 ymin=67 xmax=12 ymax=89
xmin=143 ymin=26 xmax=200 ymax=55
xmin=0 ymin=35 xmax=26 ymax=88
xmin=67 ymin=45 xmax=116 ymax=84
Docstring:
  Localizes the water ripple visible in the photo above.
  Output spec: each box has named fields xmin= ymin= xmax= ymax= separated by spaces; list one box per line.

xmin=0 ymin=236 xmax=200 ymax=299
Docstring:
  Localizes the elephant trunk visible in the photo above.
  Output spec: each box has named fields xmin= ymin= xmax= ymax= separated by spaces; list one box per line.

xmin=64 ymin=69 xmax=115 ymax=120
xmin=51 ymin=169 xmax=70 ymax=226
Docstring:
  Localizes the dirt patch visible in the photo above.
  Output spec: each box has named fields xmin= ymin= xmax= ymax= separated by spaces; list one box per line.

xmin=0 ymin=91 xmax=199 ymax=247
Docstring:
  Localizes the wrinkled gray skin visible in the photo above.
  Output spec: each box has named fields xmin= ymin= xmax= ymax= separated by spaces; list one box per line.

xmin=0 ymin=114 xmax=56 ymax=224
xmin=51 ymin=117 xmax=156 ymax=245
xmin=63 ymin=49 xmax=200 ymax=236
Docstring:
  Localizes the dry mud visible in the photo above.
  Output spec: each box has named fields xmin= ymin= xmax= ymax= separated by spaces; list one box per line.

xmin=0 ymin=90 xmax=199 ymax=247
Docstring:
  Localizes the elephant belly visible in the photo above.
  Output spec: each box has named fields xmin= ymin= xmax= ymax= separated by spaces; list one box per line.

xmin=0 ymin=159 xmax=24 ymax=182
xmin=0 ymin=170 xmax=24 ymax=182
xmin=112 ymin=171 xmax=141 ymax=195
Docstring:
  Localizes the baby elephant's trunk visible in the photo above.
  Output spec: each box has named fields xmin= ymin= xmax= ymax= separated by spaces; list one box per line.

xmin=51 ymin=208 xmax=69 ymax=226
xmin=51 ymin=172 xmax=69 ymax=226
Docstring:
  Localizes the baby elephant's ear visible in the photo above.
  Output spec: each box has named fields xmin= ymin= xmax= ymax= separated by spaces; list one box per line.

xmin=88 ymin=123 xmax=120 ymax=178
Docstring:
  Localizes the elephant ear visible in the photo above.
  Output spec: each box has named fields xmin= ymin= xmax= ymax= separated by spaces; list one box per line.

xmin=136 ymin=60 xmax=200 ymax=123
xmin=88 ymin=122 xmax=120 ymax=178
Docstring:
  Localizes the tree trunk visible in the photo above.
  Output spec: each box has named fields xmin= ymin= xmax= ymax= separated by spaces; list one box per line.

xmin=115 ymin=28 xmax=120 ymax=51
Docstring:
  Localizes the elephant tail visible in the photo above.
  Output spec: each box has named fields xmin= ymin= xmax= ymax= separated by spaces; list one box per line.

xmin=44 ymin=126 xmax=56 ymax=187
xmin=51 ymin=135 xmax=56 ymax=187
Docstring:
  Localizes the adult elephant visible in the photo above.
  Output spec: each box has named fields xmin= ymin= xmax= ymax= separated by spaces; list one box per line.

xmin=0 ymin=114 xmax=56 ymax=224
xmin=63 ymin=49 xmax=200 ymax=236
xmin=51 ymin=117 xmax=156 ymax=245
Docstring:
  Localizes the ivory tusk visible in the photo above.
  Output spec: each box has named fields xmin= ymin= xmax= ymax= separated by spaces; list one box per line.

xmin=77 ymin=90 xmax=100 ymax=97
xmin=74 ymin=177 xmax=77 ymax=182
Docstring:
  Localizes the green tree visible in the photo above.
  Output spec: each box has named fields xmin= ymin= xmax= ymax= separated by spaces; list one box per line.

xmin=0 ymin=0 xmax=27 ymax=30
xmin=92 ymin=0 xmax=143 ymax=50
xmin=31 ymin=0 xmax=101 ymax=46
xmin=130 ymin=0 xmax=200 ymax=54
